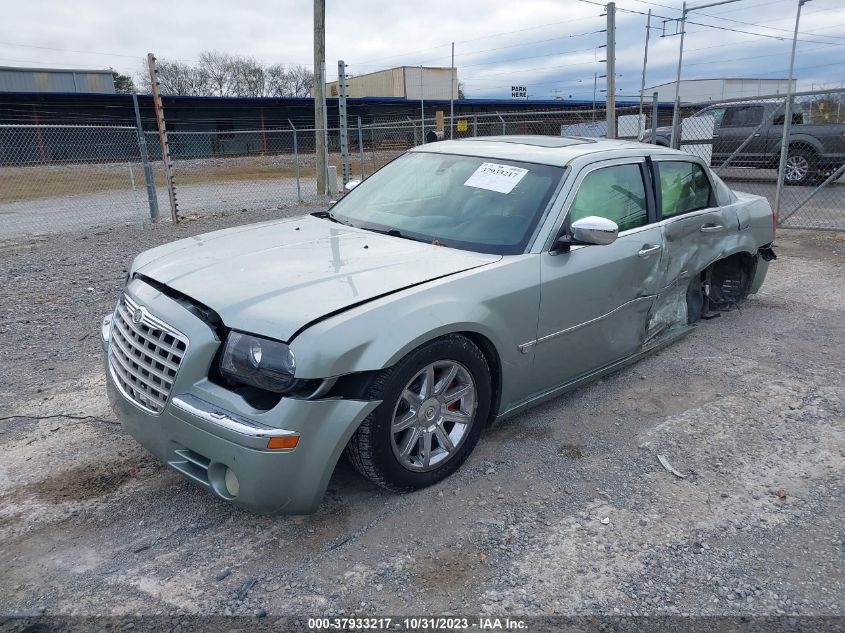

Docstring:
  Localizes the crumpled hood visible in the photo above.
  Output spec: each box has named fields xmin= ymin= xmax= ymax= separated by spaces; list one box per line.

xmin=131 ymin=214 xmax=499 ymax=341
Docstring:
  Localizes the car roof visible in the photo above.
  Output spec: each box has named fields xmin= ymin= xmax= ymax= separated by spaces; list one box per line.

xmin=412 ymin=135 xmax=691 ymax=167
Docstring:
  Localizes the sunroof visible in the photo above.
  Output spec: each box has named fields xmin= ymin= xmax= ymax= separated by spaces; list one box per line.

xmin=461 ymin=135 xmax=597 ymax=148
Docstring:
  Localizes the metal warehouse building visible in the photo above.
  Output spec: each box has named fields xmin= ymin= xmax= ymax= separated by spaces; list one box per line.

xmin=643 ymin=78 xmax=796 ymax=103
xmin=0 ymin=66 xmax=115 ymax=94
xmin=327 ymin=66 xmax=458 ymax=100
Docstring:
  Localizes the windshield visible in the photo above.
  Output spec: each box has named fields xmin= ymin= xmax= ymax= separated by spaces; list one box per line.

xmin=327 ymin=151 xmax=565 ymax=255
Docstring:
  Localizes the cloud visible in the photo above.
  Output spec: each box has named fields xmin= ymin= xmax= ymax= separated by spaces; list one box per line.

xmin=0 ymin=0 xmax=843 ymax=98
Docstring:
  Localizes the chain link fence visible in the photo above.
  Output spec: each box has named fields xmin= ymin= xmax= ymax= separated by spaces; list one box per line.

xmin=657 ymin=88 xmax=845 ymax=231
xmin=0 ymin=124 xmax=150 ymax=237
xmin=147 ymin=129 xmax=318 ymax=217
xmin=2 ymin=92 xmax=843 ymax=240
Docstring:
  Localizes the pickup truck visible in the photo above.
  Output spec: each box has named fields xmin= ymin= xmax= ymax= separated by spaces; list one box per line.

xmin=647 ymin=100 xmax=845 ymax=185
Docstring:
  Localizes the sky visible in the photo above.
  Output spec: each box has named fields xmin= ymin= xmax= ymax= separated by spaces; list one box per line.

xmin=1 ymin=0 xmax=844 ymax=100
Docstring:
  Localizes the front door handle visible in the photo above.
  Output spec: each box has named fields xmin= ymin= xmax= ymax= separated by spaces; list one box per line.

xmin=638 ymin=244 xmax=662 ymax=257
xmin=700 ymin=224 xmax=724 ymax=233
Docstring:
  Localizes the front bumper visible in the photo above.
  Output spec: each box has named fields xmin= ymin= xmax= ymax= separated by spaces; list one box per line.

xmin=103 ymin=278 xmax=378 ymax=515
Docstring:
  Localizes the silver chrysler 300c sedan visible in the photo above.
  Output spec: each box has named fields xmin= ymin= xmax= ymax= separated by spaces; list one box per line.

xmin=102 ymin=136 xmax=777 ymax=514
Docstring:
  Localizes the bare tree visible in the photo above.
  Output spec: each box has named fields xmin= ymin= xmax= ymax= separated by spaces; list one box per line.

xmin=286 ymin=65 xmax=313 ymax=97
xmin=138 ymin=59 xmax=209 ymax=96
xmin=266 ymin=64 xmax=288 ymax=97
xmin=230 ymin=56 xmax=266 ymax=97
xmin=137 ymin=52 xmax=314 ymax=98
xmin=266 ymin=64 xmax=313 ymax=97
xmin=199 ymin=51 xmax=235 ymax=97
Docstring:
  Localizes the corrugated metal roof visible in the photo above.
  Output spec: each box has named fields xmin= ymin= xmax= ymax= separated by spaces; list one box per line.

xmin=0 ymin=67 xmax=115 ymax=94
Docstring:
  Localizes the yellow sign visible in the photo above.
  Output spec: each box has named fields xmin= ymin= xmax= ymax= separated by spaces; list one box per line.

xmin=457 ymin=119 xmax=468 ymax=132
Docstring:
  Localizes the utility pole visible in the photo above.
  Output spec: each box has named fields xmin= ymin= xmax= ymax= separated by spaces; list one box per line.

xmin=450 ymin=42 xmax=455 ymax=139
xmin=638 ymin=9 xmax=652 ymax=139
xmin=313 ymin=0 xmax=327 ymax=195
xmin=146 ymin=53 xmax=178 ymax=223
xmin=338 ymin=60 xmax=350 ymax=185
xmin=606 ymin=2 xmax=617 ymax=139
xmin=669 ymin=0 xmax=741 ymax=148
xmin=774 ymin=0 xmax=809 ymax=219
xmin=593 ymin=73 xmax=598 ymax=121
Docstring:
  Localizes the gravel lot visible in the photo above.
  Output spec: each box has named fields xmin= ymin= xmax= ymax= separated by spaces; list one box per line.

xmin=1 ymin=206 xmax=844 ymax=623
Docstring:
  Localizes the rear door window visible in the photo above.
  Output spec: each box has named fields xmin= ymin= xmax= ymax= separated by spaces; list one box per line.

xmin=656 ymin=161 xmax=713 ymax=219
xmin=696 ymin=107 xmax=726 ymax=127
xmin=722 ymin=106 xmax=764 ymax=128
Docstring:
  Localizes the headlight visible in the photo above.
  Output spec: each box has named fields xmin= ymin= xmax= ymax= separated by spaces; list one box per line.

xmin=220 ymin=331 xmax=297 ymax=393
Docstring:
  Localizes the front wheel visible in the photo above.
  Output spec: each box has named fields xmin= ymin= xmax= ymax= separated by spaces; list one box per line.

xmin=344 ymin=335 xmax=492 ymax=492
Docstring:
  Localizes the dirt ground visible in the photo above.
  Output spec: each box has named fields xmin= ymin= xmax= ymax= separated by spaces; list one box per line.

xmin=1 ymin=207 xmax=844 ymax=623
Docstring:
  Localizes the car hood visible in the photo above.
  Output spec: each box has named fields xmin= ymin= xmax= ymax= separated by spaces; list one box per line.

xmin=131 ymin=214 xmax=500 ymax=341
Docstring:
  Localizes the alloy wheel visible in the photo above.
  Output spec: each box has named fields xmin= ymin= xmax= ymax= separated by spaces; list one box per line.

xmin=785 ymin=154 xmax=809 ymax=182
xmin=390 ymin=360 xmax=477 ymax=472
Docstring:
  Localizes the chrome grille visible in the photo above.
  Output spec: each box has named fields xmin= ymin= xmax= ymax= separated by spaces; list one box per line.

xmin=108 ymin=294 xmax=188 ymax=414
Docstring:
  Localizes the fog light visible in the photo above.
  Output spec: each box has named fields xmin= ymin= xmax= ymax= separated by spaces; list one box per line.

xmin=224 ymin=468 xmax=240 ymax=497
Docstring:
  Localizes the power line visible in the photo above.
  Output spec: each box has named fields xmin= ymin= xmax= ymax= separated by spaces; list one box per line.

xmin=348 ymin=12 xmax=603 ymax=68
xmin=578 ymin=0 xmax=845 ymax=45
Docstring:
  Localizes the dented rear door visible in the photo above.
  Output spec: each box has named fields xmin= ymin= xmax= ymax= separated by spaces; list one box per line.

xmin=648 ymin=158 xmax=732 ymax=340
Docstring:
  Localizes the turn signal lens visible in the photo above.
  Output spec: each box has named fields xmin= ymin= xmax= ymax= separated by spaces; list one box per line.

xmin=266 ymin=435 xmax=300 ymax=450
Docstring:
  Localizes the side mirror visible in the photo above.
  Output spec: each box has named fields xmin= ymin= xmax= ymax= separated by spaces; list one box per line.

xmin=557 ymin=216 xmax=619 ymax=248
xmin=344 ymin=179 xmax=361 ymax=192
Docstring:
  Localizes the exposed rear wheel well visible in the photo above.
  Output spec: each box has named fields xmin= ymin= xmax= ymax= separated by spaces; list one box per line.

xmin=687 ymin=252 xmax=756 ymax=323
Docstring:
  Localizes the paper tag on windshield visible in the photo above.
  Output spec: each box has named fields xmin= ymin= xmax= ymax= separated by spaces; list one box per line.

xmin=464 ymin=162 xmax=528 ymax=194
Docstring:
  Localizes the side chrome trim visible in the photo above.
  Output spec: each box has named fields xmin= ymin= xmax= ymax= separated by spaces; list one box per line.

xmin=517 ymin=295 xmax=654 ymax=352
xmin=504 ymin=324 xmax=694 ymax=422
xmin=171 ymin=394 xmax=298 ymax=439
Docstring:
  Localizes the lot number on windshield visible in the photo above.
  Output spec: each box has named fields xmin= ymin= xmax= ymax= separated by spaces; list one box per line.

xmin=464 ymin=162 xmax=529 ymax=194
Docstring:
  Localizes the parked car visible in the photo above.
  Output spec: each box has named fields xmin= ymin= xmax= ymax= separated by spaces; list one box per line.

xmin=102 ymin=136 xmax=777 ymax=514
xmin=645 ymin=100 xmax=845 ymax=185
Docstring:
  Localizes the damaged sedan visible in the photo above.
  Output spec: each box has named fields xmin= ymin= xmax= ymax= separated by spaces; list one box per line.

xmin=101 ymin=136 xmax=777 ymax=514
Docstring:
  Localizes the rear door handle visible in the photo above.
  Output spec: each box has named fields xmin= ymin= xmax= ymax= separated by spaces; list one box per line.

xmin=700 ymin=224 xmax=724 ymax=233
xmin=638 ymin=245 xmax=662 ymax=257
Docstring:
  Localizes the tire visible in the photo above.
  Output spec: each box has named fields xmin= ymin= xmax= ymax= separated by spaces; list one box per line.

xmin=784 ymin=146 xmax=818 ymax=186
xmin=344 ymin=334 xmax=492 ymax=492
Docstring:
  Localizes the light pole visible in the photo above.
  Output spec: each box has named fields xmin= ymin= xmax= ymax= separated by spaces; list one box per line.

xmin=669 ymin=0 xmax=742 ymax=149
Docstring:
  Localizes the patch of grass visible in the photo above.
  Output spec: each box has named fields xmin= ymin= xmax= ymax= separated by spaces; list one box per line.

xmin=0 ymin=155 xmax=394 ymax=204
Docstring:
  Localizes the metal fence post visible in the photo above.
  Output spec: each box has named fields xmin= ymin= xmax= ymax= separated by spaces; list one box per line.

xmin=497 ymin=111 xmax=506 ymax=135
xmin=146 ymin=53 xmax=179 ymax=223
xmin=338 ymin=60 xmax=350 ymax=186
xmin=357 ymin=116 xmax=365 ymax=180
xmin=289 ymin=119 xmax=301 ymax=204
xmin=131 ymin=93 xmax=159 ymax=222
xmin=650 ymin=92 xmax=659 ymax=144
xmin=473 ymin=114 xmax=478 ymax=137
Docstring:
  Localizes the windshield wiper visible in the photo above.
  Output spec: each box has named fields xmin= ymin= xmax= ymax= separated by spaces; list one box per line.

xmin=362 ymin=227 xmax=432 ymax=244
xmin=311 ymin=210 xmax=353 ymax=226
